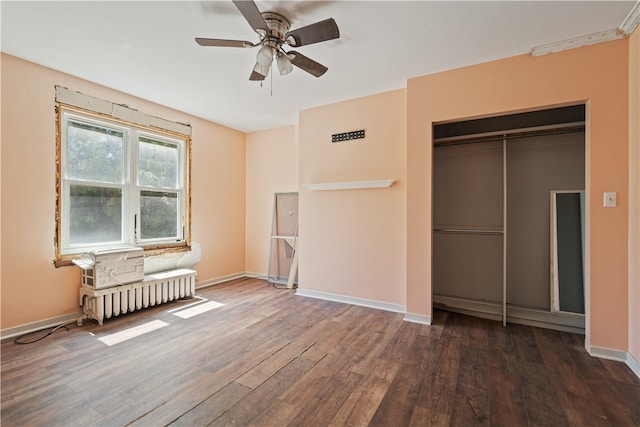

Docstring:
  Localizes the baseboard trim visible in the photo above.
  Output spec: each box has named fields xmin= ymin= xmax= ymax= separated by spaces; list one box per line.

xmin=508 ymin=305 xmax=585 ymax=334
xmin=244 ymin=271 xmax=268 ymax=280
xmin=586 ymin=346 xmax=640 ymax=380
xmin=404 ymin=313 xmax=432 ymax=325
xmin=626 ymin=352 xmax=640 ymax=379
xmin=196 ymin=272 xmax=247 ymax=289
xmin=434 ymin=295 xmax=502 ymax=321
xmin=1 ymin=312 xmax=84 ymax=341
xmin=295 ymin=288 xmax=406 ymax=314
xmin=589 ymin=345 xmax=629 ymax=362
xmin=433 ymin=294 xmax=585 ymax=334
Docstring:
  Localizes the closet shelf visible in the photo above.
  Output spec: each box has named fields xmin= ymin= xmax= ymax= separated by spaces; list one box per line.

xmin=304 ymin=179 xmax=396 ymax=191
xmin=434 ymin=228 xmax=504 ymax=235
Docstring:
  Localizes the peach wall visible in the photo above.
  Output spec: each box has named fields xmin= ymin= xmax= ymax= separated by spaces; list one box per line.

xmin=629 ymin=27 xmax=640 ymax=363
xmin=245 ymin=126 xmax=298 ymax=276
xmin=1 ymin=53 xmax=246 ymax=330
xmin=0 ymin=56 xmax=3 ymax=326
xmin=298 ymin=90 xmax=407 ymax=306
xmin=408 ymin=39 xmax=630 ymax=350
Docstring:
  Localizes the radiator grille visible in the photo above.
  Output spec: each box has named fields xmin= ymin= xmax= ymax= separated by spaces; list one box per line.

xmin=79 ymin=269 xmax=196 ymax=325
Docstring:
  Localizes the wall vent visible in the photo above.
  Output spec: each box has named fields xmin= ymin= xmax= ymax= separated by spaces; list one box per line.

xmin=332 ymin=129 xmax=365 ymax=142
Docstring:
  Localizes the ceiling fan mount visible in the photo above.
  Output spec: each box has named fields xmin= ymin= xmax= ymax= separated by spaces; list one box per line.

xmin=195 ymin=0 xmax=340 ymax=81
xmin=260 ymin=12 xmax=290 ymax=41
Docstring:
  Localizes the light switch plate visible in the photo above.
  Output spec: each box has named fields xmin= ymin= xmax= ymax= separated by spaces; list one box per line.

xmin=604 ymin=191 xmax=617 ymax=208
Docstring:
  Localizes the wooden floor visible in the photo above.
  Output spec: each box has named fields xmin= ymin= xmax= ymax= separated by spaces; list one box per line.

xmin=2 ymin=278 xmax=639 ymax=427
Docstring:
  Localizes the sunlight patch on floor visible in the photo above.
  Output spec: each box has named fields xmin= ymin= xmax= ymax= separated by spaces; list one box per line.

xmin=165 ymin=295 xmax=208 ymax=313
xmin=172 ymin=300 xmax=225 ymax=319
xmin=98 ymin=320 xmax=169 ymax=346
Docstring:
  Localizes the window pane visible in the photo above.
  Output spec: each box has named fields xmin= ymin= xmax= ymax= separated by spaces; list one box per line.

xmin=140 ymin=191 xmax=178 ymax=240
xmin=69 ymin=185 xmax=122 ymax=244
xmin=67 ymin=121 xmax=124 ymax=183
xmin=138 ymin=137 xmax=178 ymax=188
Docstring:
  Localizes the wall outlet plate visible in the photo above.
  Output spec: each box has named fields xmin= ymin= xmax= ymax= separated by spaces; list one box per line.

xmin=603 ymin=191 xmax=617 ymax=208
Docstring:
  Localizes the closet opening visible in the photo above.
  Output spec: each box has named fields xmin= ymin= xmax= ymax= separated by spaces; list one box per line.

xmin=432 ymin=104 xmax=586 ymax=333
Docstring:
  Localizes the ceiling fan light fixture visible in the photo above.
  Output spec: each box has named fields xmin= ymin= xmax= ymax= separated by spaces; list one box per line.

xmin=196 ymin=1 xmax=339 ymax=82
xmin=276 ymin=53 xmax=294 ymax=76
xmin=256 ymin=45 xmax=274 ymax=66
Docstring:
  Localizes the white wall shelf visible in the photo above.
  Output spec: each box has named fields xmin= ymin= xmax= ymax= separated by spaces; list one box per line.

xmin=304 ymin=179 xmax=396 ymax=191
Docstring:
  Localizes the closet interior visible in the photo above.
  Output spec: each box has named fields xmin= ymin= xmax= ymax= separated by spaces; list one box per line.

xmin=432 ymin=105 xmax=586 ymax=332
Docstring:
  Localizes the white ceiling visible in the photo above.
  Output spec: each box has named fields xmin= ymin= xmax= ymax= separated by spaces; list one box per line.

xmin=1 ymin=1 xmax=636 ymax=133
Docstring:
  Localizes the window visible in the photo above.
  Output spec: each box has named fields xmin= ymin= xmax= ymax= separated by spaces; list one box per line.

xmin=55 ymin=99 xmax=191 ymax=263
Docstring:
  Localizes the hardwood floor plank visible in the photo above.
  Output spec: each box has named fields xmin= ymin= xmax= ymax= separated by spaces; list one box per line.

xmin=1 ymin=368 xmax=66 ymax=407
xmin=263 ymin=309 xmax=403 ymax=426
xmin=369 ymin=333 xmax=437 ymax=426
xmin=534 ymin=327 xmax=610 ymax=426
xmin=563 ymin=333 xmax=640 ymax=425
xmin=327 ymin=359 xmax=400 ymax=427
xmin=62 ymin=342 xmax=159 ymax=397
xmin=294 ymin=319 xmax=355 ymax=363
xmin=487 ymin=320 xmax=529 ymax=427
xmin=411 ymin=311 xmax=465 ymax=426
xmin=96 ymin=370 xmax=223 ymax=426
xmin=286 ymin=367 xmax=364 ymax=426
xmin=341 ymin=311 xmax=404 ymax=376
xmin=125 ymin=370 xmax=235 ymax=427
xmin=209 ymin=357 xmax=317 ymax=426
xmin=509 ymin=323 xmax=545 ymax=365
xmin=613 ymin=383 xmax=640 ymax=425
xmin=510 ymin=325 xmax=569 ymax=427
xmin=0 ymin=383 xmax=101 ymax=427
xmin=1 ymin=339 xmax=71 ymax=371
xmin=376 ymin=320 xmax=420 ymax=363
xmin=275 ymin=309 xmax=382 ymax=404
xmin=450 ymin=344 xmax=490 ymax=426
xmin=126 ymin=335 xmax=293 ymax=426
xmin=244 ymin=401 xmax=301 ymax=427
xmin=600 ymin=358 xmax=640 ymax=385
xmin=235 ymin=319 xmax=332 ymax=389
xmin=2 ymin=279 xmax=639 ymax=427
xmin=408 ymin=405 xmax=450 ymax=427
xmin=461 ymin=311 xmax=489 ymax=349
xmin=169 ymin=381 xmax=252 ymax=426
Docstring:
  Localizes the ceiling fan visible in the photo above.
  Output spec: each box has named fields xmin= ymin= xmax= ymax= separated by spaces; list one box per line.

xmin=195 ymin=0 xmax=340 ymax=81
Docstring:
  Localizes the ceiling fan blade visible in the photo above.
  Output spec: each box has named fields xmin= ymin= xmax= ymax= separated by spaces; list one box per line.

xmin=249 ymin=70 xmax=266 ymax=81
xmin=195 ymin=38 xmax=254 ymax=48
xmin=232 ymin=0 xmax=269 ymax=34
xmin=249 ymin=61 xmax=269 ymax=81
xmin=288 ymin=51 xmax=328 ymax=77
xmin=285 ymin=18 xmax=339 ymax=47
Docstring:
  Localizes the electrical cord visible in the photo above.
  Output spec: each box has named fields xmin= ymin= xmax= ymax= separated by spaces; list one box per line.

xmin=13 ymin=320 xmax=79 ymax=345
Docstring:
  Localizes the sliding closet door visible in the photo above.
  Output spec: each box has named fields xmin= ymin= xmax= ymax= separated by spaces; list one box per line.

xmin=506 ymin=131 xmax=585 ymax=310
xmin=433 ymin=141 xmax=504 ymax=306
